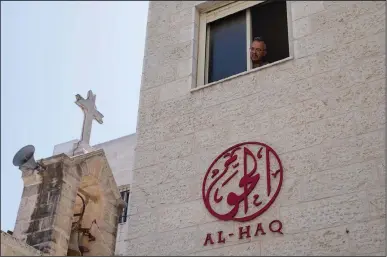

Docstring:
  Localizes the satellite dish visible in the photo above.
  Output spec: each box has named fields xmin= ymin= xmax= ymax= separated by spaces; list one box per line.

xmin=12 ymin=145 xmax=39 ymax=170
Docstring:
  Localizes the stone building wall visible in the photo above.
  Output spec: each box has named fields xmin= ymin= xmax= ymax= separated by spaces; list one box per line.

xmin=1 ymin=231 xmax=45 ymax=256
xmin=9 ymin=151 xmax=123 ymax=256
xmin=53 ymin=134 xmax=136 ymax=255
xmin=93 ymin=134 xmax=136 ymax=187
xmin=12 ymin=161 xmax=72 ymax=255
xmin=126 ymin=1 xmax=385 ymax=256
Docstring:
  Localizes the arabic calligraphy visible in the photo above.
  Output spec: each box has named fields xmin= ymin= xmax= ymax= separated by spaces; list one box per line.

xmin=202 ymin=142 xmax=283 ymax=222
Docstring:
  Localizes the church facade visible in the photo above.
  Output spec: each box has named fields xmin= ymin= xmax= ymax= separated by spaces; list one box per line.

xmin=2 ymin=89 xmax=136 ymax=256
xmin=124 ymin=1 xmax=385 ymax=256
xmin=52 ymin=134 xmax=137 ymax=253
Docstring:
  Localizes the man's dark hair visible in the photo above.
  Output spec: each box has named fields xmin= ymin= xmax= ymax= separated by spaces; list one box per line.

xmin=253 ymin=36 xmax=265 ymax=43
xmin=252 ymin=36 xmax=267 ymax=51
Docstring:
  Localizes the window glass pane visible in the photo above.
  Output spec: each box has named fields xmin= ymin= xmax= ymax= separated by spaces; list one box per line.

xmin=208 ymin=10 xmax=246 ymax=83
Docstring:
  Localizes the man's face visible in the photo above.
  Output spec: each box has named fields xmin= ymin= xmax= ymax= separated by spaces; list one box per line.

xmin=250 ymin=41 xmax=266 ymax=62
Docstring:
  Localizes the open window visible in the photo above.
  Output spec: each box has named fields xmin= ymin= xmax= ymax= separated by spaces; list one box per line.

xmin=197 ymin=0 xmax=291 ymax=86
xmin=119 ymin=189 xmax=130 ymax=223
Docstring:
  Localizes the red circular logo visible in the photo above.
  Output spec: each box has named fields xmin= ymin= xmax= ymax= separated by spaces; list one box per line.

xmin=202 ymin=142 xmax=284 ymax=222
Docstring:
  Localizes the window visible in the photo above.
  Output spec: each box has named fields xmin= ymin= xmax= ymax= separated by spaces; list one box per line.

xmin=197 ymin=0 xmax=291 ymax=86
xmin=119 ymin=190 xmax=130 ymax=223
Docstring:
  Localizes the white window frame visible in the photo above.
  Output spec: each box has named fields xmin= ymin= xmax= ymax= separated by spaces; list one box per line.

xmin=196 ymin=1 xmax=293 ymax=88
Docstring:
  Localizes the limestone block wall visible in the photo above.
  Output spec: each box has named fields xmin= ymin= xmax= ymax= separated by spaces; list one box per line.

xmin=12 ymin=161 xmax=76 ymax=255
xmin=75 ymin=153 xmax=124 ymax=256
xmin=10 ymin=151 xmax=123 ymax=256
xmin=52 ymin=135 xmax=136 ymax=255
xmin=126 ymin=1 xmax=385 ymax=256
xmin=84 ymin=135 xmax=136 ymax=254
xmin=1 ymin=231 xmax=45 ymax=256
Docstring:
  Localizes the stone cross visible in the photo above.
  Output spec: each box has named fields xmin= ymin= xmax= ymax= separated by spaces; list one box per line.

xmin=75 ymin=90 xmax=104 ymax=146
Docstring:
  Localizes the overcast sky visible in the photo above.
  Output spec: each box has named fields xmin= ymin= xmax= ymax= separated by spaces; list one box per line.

xmin=1 ymin=1 xmax=149 ymax=232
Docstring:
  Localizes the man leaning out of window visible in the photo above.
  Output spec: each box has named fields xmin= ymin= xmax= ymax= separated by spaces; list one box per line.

xmin=250 ymin=36 xmax=270 ymax=69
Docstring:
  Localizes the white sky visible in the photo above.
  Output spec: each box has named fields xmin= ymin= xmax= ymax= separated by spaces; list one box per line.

xmin=1 ymin=1 xmax=149 ymax=231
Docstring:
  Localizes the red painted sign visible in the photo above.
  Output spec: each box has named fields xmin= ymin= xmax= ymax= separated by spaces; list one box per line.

xmin=202 ymin=142 xmax=283 ymax=222
xmin=203 ymin=220 xmax=284 ymax=246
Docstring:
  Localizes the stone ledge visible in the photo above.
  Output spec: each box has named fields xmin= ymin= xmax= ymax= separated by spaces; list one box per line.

xmin=191 ymin=56 xmax=294 ymax=92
